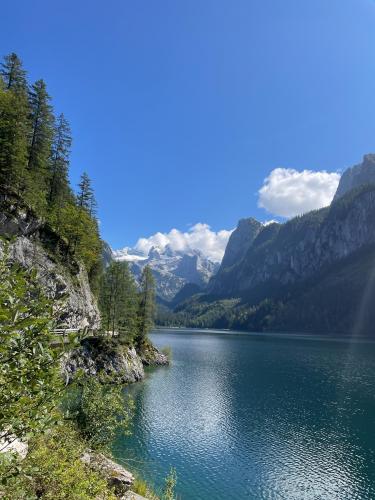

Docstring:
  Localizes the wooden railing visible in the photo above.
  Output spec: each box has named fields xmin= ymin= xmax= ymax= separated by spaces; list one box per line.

xmin=51 ymin=328 xmax=119 ymax=347
xmin=51 ymin=327 xmax=92 ymax=346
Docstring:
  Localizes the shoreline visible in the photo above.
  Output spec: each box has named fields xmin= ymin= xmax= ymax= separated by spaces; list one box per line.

xmin=153 ymin=326 xmax=375 ymax=344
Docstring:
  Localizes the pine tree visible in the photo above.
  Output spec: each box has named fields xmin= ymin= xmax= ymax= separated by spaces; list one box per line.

xmin=77 ymin=171 xmax=97 ymax=216
xmin=48 ymin=113 xmax=72 ymax=206
xmin=137 ymin=265 xmax=156 ymax=345
xmin=0 ymin=54 xmax=29 ymax=191
xmin=0 ymin=52 xmax=27 ymax=92
xmin=25 ymin=79 xmax=54 ymax=212
xmin=98 ymin=261 xmax=138 ymax=342
xmin=27 ymin=79 xmax=54 ymax=172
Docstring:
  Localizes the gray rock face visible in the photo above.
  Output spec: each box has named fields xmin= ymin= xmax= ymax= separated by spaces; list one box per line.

xmin=61 ymin=338 xmax=145 ymax=384
xmin=122 ymin=492 xmax=149 ymax=500
xmin=61 ymin=337 xmax=169 ymax=384
xmin=334 ymin=153 xmax=375 ymax=200
xmin=0 ymin=193 xmax=41 ymax=237
xmin=210 ymin=186 xmax=375 ymax=296
xmin=0 ymin=435 xmax=28 ymax=459
xmin=81 ymin=451 xmax=134 ymax=495
xmin=140 ymin=342 xmax=169 ymax=366
xmin=0 ymin=236 xmax=100 ymax=329
xmin=0 ymin=192 xmax=100 ymax=330
xmin=102 ymin=240 xmax=114 ymax=267
xmin=220 ymin=218 xmax=262 ymax=269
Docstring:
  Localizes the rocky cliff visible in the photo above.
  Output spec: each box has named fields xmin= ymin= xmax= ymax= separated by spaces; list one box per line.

xmin=0 ymin=190 xmax=100 ymax=329
xmin=210 ymin=185 xmax=375 ymax=297
xmin=61 ymin=337 xmax=169 ymax=384
xmin=176 ymin=155 xmax=375 ymax=335
xmin=334 ymin=153 xmax=375 ymax=200
xmin=219 ymin=218 xmax=263 ymax=270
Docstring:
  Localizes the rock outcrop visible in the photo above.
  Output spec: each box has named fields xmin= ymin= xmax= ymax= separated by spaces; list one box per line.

xmin=81 ymin=451 xmax=134 ymax=495
xmin=219 ymin=218 xmax=262 ymax=270
xmin=0 ymin=435 xmax=28 ymax=459
xmin=122 ymin=492 xmax=149 ymax=500
xmin=61 ymin=338 xmax=145 ymax=384
xmin=334 ymin=153 xmax=375 ymax=200
xmin=0 ymin=191 xmax=100 ymax=329
xmin=210 ymin=184 xmax=375 ymax=297
xmin=139 ymin=341 xmax=169 ymax=366
xmin=177 ymin=154 xmax=375 ymax=335
xmin=61 ymin=337 xmax=169 ymax=384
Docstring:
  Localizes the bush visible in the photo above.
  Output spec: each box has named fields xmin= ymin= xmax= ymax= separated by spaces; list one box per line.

xmin=0 ymin=424 xmax=116 ymax=499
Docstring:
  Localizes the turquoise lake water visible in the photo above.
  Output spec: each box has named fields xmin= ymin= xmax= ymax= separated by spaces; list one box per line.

xmin=113 ymin=328 xmax=375 ymax=499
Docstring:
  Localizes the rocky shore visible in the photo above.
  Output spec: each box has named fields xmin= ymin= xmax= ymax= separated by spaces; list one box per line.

xmin=61 ymin=337 xmax=169 ymax=385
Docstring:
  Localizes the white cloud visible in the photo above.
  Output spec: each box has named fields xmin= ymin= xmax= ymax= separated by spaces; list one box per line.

xmin=120 ymin=223 xmax=233 ymax=263
xmin=258 ymin=168 xmax=340 ymax=218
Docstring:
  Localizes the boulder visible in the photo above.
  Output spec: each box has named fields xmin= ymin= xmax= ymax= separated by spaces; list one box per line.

xmin=81 ymin=451 xmax=134 ymax=495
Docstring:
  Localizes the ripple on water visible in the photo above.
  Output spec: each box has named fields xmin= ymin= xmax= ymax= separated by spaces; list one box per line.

xmin=113 ymin=330 xmax=375 ymax=500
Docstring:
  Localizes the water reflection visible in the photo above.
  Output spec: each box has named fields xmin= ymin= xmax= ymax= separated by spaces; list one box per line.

xmin=113 ymin=330 xmax=375 ymax=500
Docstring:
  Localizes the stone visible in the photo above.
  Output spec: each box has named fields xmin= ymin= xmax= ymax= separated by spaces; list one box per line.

xmin=61 ymin=338 xmax=145 ymax=384
xmin=334 ymin=153 xmax=375 ymax=200
xmin=0 ymin=193 xmax=100 ymax=330
xmin=81 ymin=451 xmax=134 ymax=495
xmin=0 ymin=435 xmax=28 ymax=459
xmin=122 ymin=492 xmax=149 ymax=500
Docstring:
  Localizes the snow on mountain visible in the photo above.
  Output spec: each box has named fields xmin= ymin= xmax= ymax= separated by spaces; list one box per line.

xmin=113 ymin=244 xmax=220 ymax=301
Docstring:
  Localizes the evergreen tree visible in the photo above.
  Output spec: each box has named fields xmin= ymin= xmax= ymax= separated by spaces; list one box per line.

xmin=28 ymin=79 xmax=54 ymax=172
xmin=26 ymin=79 xmax=54 ymax=212
xmin=58 ymin=204 xmax=102 ymax=273
xmin=48 ymin=113 xmax=72 ymax=206
xmin=0 ymin=83 xmax=28 ymax=191
xmin=0 ymin=52 xmax=27 ymax=92
xmin=137 ymin=265 xmax=156 ymax=345
xmin=98 ymin=261 xmax=138 ymax=342
xmin=0 ymin=54 xmax=29 ymax=191
xmin=77 ymin=171 xmax=97 ymax=216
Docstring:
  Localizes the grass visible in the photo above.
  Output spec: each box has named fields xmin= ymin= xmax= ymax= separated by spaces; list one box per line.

xmin=132 ymin=477 xmax=160 ymax=499
xmin=161 ymin=345 xmax=172 ymax=359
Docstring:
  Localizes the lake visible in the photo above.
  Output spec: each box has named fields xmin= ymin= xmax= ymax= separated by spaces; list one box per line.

xmin=113 ymin=328 xmax=375 ymax=499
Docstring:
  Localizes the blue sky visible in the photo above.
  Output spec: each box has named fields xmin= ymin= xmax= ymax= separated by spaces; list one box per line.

xmin=1 ymin=0 xmax=375 ymax=252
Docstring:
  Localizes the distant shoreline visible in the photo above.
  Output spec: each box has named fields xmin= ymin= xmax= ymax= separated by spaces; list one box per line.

xmin=153 ymin=326 xmax=375 ymax=344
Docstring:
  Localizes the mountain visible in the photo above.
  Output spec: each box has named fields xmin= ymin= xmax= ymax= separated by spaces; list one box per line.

xmin=102 ymin=241 xmax=114 ymax=267
xmin=172 ymin=154 xmax=375 ymax=336
xmin=334 ymin=153 xmax=375 ymax=200
xmin=113 ymin=244 xmax=219 ymax=301
xmin=220 ymin=218 xmax=263 ymax=269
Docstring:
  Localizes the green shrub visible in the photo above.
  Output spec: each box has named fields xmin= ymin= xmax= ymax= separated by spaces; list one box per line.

xmin=0 ymin=424 xmax=116 ymax=499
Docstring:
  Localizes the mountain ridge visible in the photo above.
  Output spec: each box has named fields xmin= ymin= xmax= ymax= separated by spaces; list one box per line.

xmin=167 ymin=154 xmax=375 ymax=336
xmin=114 ymin=244 xmax=219 ymax=301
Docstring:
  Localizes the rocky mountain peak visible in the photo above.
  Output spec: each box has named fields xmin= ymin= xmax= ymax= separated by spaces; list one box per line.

xmin=220 ymin=217 xmax=263 ymax=270
xmin=114 ymin=243 xmax=219 ymax=301
xmin=334 ymin=153 xmax=375 ymax=200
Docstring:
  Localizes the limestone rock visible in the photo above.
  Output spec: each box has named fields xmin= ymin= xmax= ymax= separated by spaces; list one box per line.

xmin=81 ymin=451 xmax=134 ymax=495
xmin=61 ymin=338 xmax=145 ymax=384
xmin=210 ymin=183 xmax=375 ymax=296
xmin=0 ymin=435 xmax=28 ymax=459
xmin=122 ymin=492 xmax=150 ymax=500
xmin=139 ymin=341 xmax=169 ymax=366
xmin=334 ymin=153 xmax=375 ymax=200
xmin=0 ymin=192 xmax=100 ymax=330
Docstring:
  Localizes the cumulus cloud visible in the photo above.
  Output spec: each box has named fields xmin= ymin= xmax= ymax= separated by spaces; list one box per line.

xmin=132 ymin=223 xmax=233 ymax=263
xmin=258 ymin=168 xmax=340 ymax=218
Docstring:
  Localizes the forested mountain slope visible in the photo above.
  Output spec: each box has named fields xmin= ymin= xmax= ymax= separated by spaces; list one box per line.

xmin=171 ymin=155 xmax=375 ymax=336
